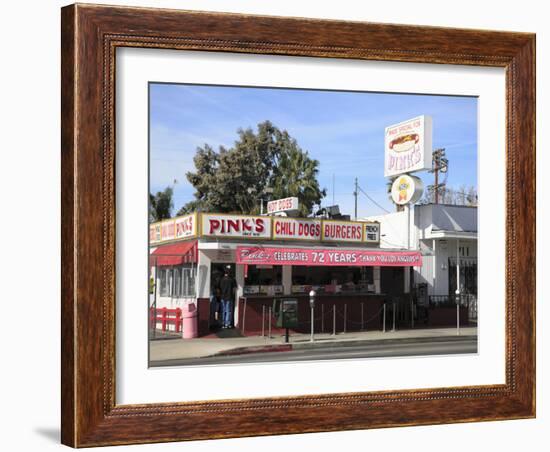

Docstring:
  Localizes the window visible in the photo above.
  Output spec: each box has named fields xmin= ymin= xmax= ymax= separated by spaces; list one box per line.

xmin=245 ymin=265 xmax=282 ymax=286
xmin=182 ymin=267 xmax=196 ymax=297
xmin=244 ymin=265 xmax=283 ymax=295
xmin=171 ymin=265 xmax=196 ymax=297
xmin=156 ymin=266 xmax=196 ymax=298
xmin=172 ymin=267 xmax=181 ymax=297
xmin=159 ymin=268 xmax=171 ymax=297
xmin=291 ymin=266 xmax=373 ymax=293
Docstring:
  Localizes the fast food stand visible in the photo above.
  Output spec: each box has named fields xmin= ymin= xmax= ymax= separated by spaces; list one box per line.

xmin=149 ymin=211 xmax=422 ymax=337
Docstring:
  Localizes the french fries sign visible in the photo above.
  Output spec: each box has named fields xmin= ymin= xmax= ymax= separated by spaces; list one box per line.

xmin=384 ymin=115 xmax=432 ymax=178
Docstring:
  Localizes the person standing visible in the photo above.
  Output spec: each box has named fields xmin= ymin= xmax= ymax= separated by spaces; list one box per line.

xmin=219 ymin=267 xmax=236 ymax=329
xmin=209 ymin=270 xmax=221 ymax=330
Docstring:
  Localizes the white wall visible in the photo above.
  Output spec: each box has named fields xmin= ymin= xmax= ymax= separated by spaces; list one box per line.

xmin=2 ymin=1 xmax=547 ymax=452
xmin=365 ymin=210 xmax=408 ymax=249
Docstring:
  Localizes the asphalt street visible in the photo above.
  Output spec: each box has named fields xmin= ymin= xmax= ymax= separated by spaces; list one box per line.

xmin=151 ymin=336 xmax=477 ymax=367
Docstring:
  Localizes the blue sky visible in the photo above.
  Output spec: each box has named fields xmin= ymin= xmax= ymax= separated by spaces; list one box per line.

xmin=149 ymin=83 xmax=477 ymax=218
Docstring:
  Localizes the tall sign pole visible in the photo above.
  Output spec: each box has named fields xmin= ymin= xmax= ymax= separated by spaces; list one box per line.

xmin=385 ymin=115 xmax=432 ymax=309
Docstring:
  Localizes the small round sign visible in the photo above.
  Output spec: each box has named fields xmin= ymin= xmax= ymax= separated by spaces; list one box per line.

xmin=391 ymin=175 xmax=424 ymax=205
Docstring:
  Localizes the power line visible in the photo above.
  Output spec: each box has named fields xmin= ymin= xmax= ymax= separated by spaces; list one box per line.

xmin=357 ymin=185 xmax=391 ymax=214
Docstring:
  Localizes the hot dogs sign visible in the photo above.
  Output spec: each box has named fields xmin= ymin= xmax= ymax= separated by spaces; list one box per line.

xmin=384 ymin=115 xmax=432 ymax=178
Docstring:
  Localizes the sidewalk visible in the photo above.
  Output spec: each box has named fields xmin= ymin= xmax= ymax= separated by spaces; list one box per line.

xmin=149 ymin=326 xmax=477 ymax=362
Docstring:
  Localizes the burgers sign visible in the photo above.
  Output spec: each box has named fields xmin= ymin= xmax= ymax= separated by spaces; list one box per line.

xmin=384 ymin=115 xmax=432 ymax=178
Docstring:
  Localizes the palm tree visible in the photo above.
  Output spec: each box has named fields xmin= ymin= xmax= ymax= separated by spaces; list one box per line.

xmin=149 ymin=187 xmax=174 ymax=222
xmin=270 ymin=144 xmax=326 ymax=217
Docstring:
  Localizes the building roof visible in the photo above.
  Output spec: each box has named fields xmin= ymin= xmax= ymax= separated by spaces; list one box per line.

xmin=417 ymin=204 xmax=477 ymax=234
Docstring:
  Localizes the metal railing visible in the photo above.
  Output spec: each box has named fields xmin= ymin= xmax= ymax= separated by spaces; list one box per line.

xmin=258 ymin=300 xmax=385 ymax=338
xmin=429 ymin=294 xmax=477 ymax=322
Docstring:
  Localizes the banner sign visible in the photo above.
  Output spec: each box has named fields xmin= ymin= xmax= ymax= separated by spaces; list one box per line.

xmin=322 ymin=220 xmax=364 ymax=243
xmin=201 ymin=213 xmax=271 ymax=239
xmin=384 ymin=115 xmax=432 ymax=177
xmin=267 ymin=197 xmax=299 ymax=214
xmin=272 ymin=217 xmax=322 ymax=241
xmin=236 ymin=246 xmax=422 ymax=267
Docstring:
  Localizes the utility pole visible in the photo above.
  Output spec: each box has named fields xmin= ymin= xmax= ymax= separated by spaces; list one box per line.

xmin=430 ymin=148 xmax=448 ymax=204
xmin=354 ymin=177 xmax=358 ymax=220
xmin=434 ymin=154 xmax=439 ymax=204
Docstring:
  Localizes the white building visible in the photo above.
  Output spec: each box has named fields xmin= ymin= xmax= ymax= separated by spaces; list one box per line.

xmin=364 ymin=204 xmax=478 ymax=302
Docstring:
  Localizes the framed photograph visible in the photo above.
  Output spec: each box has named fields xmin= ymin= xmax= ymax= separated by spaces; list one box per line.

xmin=61 ymin=3 xmax=535 ymax=447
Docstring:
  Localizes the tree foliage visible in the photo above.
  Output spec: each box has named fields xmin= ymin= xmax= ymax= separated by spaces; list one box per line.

xmin=149 ymin=186 xmax=174 ymax=222
xmin=179 ymin=121 xmax=325 ymax=216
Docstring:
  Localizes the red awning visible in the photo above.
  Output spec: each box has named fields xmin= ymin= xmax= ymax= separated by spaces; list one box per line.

xmin=150 ymin=241 xmax=197 ymax=267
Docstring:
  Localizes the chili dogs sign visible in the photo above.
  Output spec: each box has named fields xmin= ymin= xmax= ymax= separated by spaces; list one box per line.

xmin=384 ymin=115 xmax=432 ymax=177
xmin=237 ymin=246 xmax=422 ymax=267
xmin=201 ymin=214 xmax=271 ymax=239
xmin=272 ymin=218 xmax=321 ymax=241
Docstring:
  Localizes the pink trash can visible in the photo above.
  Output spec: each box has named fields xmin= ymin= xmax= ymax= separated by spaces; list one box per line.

xmin=182 ymin=303 xmax=198 ymax=339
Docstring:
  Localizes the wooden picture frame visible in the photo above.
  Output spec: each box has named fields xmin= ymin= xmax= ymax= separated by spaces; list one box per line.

xmin=61 ymin=3 xmax=535 ymax=447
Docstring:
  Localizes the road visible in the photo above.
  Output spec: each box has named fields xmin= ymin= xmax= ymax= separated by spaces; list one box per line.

xmin=151 ymin=337 xmax=477 ymax=367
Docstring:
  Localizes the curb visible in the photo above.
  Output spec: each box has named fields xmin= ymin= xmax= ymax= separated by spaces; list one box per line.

xmin=292 ymin=334 xmax=477 ymax=350
xmin=211 ymin=334 xmax=477 ymax=357
xmin=216 ymin=344 xmax=292 ymax=356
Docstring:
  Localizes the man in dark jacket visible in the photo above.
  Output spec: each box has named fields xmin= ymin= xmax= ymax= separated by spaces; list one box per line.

xmin=219 ymin=268 xmax=236 ymax=329
xmin=209 ymin=271 xmax=222 ymax=329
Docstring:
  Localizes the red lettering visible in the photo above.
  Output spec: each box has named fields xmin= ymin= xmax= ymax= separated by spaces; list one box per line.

xmin=255 ymin=219 xmax=265 ymax=233
xmin=227 ymin=219 xmax=240 ymax=233
xmin=209 ymin=219 xmax=220 ymax=234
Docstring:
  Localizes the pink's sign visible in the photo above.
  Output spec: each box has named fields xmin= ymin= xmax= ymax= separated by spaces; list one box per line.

xmin=237 ymin=246 xmax=422 ymax=267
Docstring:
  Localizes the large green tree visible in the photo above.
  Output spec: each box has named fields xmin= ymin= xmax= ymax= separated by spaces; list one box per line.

xmin=179 ymin=121 xmax=325 ymax=216
xmin=149 ymin=186 xmax=174 ymax=222
xmin=269 ymin=130 xmax=326 ymax=217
